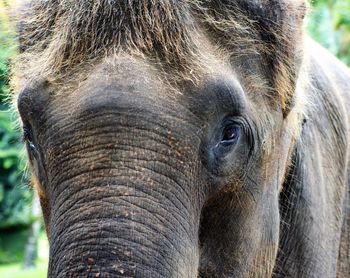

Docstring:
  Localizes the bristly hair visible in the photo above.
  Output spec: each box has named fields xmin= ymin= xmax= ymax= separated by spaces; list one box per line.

xmin=196 ymin=0 xmax=308 ymax=115
xmin=14 ymin=0 xmax=307 ymax=116
xmin=17 ymin=0 xmax=201 ymax=76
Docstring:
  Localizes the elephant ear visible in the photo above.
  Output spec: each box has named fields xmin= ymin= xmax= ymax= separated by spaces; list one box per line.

xmin=253 ymin=0 xmax=308 ymax=117
xmin=198 ymin=0 xmax=308 ymax=117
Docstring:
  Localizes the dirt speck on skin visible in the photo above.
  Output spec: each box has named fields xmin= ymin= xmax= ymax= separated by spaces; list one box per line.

xmin=87 ymin=257 xmax=95 ymax=264
xmin=113 ymin=263 xmax=125 ymax=274
xmin=124 ymin=249 xmax=132 ymax=257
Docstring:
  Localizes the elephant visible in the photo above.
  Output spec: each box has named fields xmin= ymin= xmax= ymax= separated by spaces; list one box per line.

xmin=11 ymin=0 xmax=349 ymax=277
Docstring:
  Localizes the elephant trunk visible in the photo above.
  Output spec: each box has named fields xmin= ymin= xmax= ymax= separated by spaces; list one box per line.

xmin=43 ymin=88 xmax=202 ymax=277
xmin=48 ymin=173 xmax=200 ymax=277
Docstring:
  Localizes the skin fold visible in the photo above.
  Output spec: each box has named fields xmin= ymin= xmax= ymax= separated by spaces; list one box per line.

xmin=12 ymin=1 xmax=350 ymax=277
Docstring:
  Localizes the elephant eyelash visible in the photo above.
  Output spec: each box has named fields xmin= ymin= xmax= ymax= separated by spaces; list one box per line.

xmin=22 ymin=125 xmax=38 ymax=155
xmin=22 ymin=126 xmax=32 ymax=143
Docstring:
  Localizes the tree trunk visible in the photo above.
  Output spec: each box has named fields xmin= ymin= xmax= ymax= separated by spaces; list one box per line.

xmin=22 ymin=193 xmax=42 ymax=270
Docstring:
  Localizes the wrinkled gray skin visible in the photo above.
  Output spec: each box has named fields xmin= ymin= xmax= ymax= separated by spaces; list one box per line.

xmin=15 ymin=1 xmax=349 ymax=277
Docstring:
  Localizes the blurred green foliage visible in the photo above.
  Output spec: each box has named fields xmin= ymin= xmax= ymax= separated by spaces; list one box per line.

xmin=309 ymin=0 xmax=350 ymax=65
xmin=0 ymin=229 xmax=30 ymax=263
xmin=0 ymin=232 xmax=48 ymax=276
xmin=0 ymin=3 xmax=32 ymax=235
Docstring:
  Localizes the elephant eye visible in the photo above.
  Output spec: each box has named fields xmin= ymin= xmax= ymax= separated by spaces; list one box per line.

xmin=220 ymin=124 xmax=241 ymax=146
xmin=23 ymin=126 xmax=37 ymax=153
